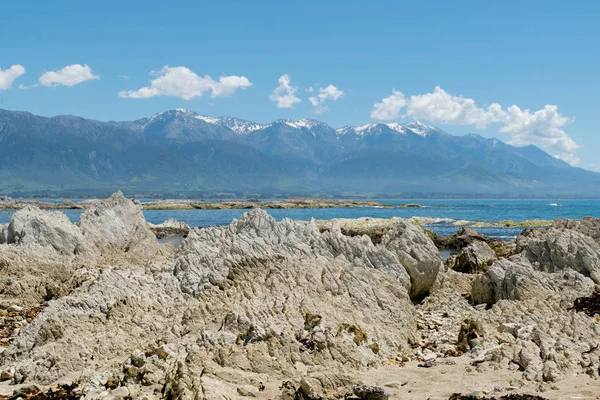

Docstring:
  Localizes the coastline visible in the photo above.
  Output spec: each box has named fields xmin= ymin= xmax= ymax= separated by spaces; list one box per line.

xmin=0 ymin=192 xmax=598 ymax=399
xmin=0 ymin=198 xmax=398 ymax=211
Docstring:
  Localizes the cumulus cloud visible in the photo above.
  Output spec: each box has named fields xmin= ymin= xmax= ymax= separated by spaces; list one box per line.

xmin=0 ymin=65 xmax=26 ymax=90
xmin=370 ymin=90 xmax=407 ymax=120
xmin=119 ymin=66 xmax=252 ymax=100
xmin=269 ymin=74 xmax=301 ymax=108
xmin=554 ymin=153 xmax=580 ymax=166
xmin=407 ymin=86 xmax=505 ymax=128
xmin=370 ymin=86 xmax=579 ymax=165
xmin=500 ymin=105 xmax=576 ymax=153
xmin=39 ymin=64 xmax=99 ymax=87
xmin=308 ymin=84 xmax=345 ymax=114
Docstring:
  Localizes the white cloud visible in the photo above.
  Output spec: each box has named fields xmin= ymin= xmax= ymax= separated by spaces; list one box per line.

xmin=118 ymin=74 xmax=129 ymax=80
xmin=500 ymin=105 xmax=577 ymax=153
xmin=0 ymin=65 xmax=26 ymax=90
xmin=308 ymin=84 xmax=345 ymax=114
xmin=269 ymin=74 xmax=301 ymax=108
xmin=370 ymin=86 xmax=580 ymax=165
xmin=406 ymin=86 xmax=505 ymax=128
xmin=39 ymin=64 xmax=99 ymax=87
xmin=306 ymin=86 xmax=314 ymax=93
xmin=554 ymin=153 xmax=580 ymax=166
xmin=370 ymin=90 xmax=407 ymax=120
xmin=119 ymin=66 xmax=252 ymax=100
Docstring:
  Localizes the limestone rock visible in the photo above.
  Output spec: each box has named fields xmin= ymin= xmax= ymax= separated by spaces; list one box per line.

xmin=435 ymin=226 xmax=488 ymax=250
xmin=552 ymin=216 xmax=600 ymax=244
xmin=450 ymin=241 xmax=497 ymax=273
xmin=147 ymin=218 xmax=190 ymax=239
xmin=79 ymin=191 xmax=158 ymax=258
xmin=174 ymin=209 xmax=413 ymax=295
xmin=382 ymin=220 xmax=442 ymax=300
xmin=471 ymin=256 xmax=594 ymax=305
xmin=516 ymin=227 xmax=600 ymax=283
xmin=6 ymin=206 xmax=85 ymax=255
xmin=3 ymin=209 xmax=417 ymax=392
xmin=0 ymin=223 xmax=7 ymax=244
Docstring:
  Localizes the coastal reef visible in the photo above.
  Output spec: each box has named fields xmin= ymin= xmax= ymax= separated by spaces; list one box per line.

xmin=0 ymin=192 xmax=597 ymax=399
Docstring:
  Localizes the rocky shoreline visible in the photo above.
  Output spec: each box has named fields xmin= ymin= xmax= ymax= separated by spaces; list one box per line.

xmin=0 ymin=192 xmax=598 ymax=399
xmin=0 ymin=197 xmax=396 ymax=211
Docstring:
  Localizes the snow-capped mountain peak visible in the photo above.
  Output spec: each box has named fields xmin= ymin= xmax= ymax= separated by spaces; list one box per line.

xmin=140 ymin=110 xmax=440 ymax=138
xmin=215 ymin=116 xmax=267 ymax=134
xmin=274 ymin=118 xmax=329 ymax=130
xmin=336 ymin=120 xmax=437 ymax=137
xmin=141 ymin=109 xmax=267 ymax=135
xmin=404 ymin=120 xmax=434 ymax=136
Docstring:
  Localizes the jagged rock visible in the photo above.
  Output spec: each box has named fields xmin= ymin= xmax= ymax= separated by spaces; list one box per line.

xmin=79 ymin=191 xmax=159 ymax=258
xmin=6 ymin=206 xmax=86 ymax=255
xmin=2 ymin=205 xmax=600 ymax=396
xmin=516 ymin=227 xmax=600 ymax=283
xmin=450 ymin=241 xmax=497 ymax=273
xmin=3 ymin=209 xmax=417 ymax=392
xmin=552 ymin=216 xmax=600 ymax=244
xmin=471 ymin=256 xmax=594 ymax=305
xmin=382 ymin=220 xmax=442 ymax=300
xmin=434 ymin=226 xmax=488 ymax=250
xmin=0 ymin=223 xmax=7 ymax=244
xmin=174 ymin=210 xmax=413 ymax=295
xmin=147 ymin=218 xmax=190 ymax=239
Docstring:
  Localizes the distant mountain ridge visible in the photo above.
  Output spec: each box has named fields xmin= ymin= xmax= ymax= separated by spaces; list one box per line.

xmin=0 ymin=108 xmax=598 ymax=197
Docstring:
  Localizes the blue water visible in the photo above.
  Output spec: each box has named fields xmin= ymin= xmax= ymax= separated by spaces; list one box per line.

xmin=2 ymin=199 xmax=599 ymax=240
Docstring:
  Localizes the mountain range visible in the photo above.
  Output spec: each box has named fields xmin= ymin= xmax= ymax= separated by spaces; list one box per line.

xmin=0 ymin=108 xmax=598 ymax=198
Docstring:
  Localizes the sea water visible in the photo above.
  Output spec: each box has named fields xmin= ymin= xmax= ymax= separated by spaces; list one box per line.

xmin=2 ymin=198 xmax=600 ymax=240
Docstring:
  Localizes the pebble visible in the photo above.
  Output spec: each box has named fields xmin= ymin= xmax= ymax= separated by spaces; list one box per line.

xmin=353 ymin=385 xmax=389 ymax=400
xmin=383 ymin=381 xmax=406 ymax=388
xmin=0 ymin=367 xmax=13 ymax=381
xmin=422 ymin=352 xmax=437 ymax=362
xmin=111 ymin=386 xmax=130 ymax=397
xmin=7 ymin=305 xmax=23 ymax=313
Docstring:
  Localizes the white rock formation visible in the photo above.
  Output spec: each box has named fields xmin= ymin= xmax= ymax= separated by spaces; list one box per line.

xmin=79 ymin=191 xmax=159 ymax=258
xmin=0 ymin=200 xmax=598 ymax=398
xmin=6 ymin=206 xmax=86 ymax=255
xmin=381 ymin=220 xmax=442 ymax=300
xmin=516 ymin=227 xmax=600 ymax=283
xmin=0 ymin=223 xmax=7 ymax=244
xmin=471 ymin=255 xmax=594 ymax=305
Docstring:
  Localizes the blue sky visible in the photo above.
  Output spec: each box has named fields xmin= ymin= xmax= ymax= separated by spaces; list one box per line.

xmin=1 ymin=0 xmax=599 ymax=169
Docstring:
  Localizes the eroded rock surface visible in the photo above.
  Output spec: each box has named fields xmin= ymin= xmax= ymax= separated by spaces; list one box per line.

xmin=79 ymin=191 xmax=159 ymax=259
xmin=449 ymin=241 xmax=497 ymax=274
xmin=0 ymin=199 xmax=598 ymax=399
xmin=516 ymin=227 xmax=600 ymax=283
xmin=7 ymin=207 xmax=86 ymax=255
xmin=552 ymin=216 xmax=600 ymax=245
xmin=381 ymin=220 xmax=442 ymax=300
